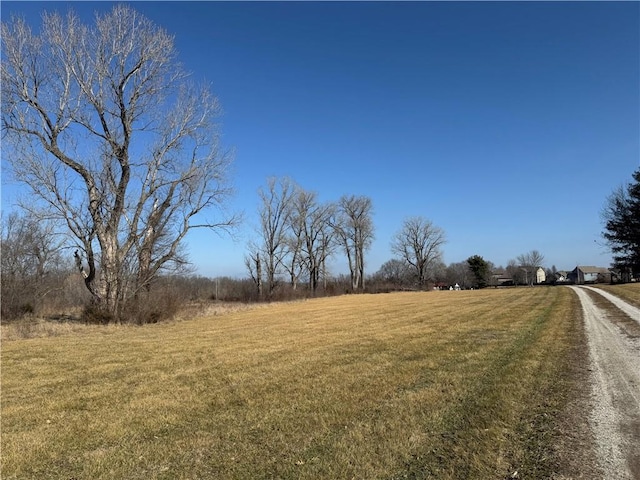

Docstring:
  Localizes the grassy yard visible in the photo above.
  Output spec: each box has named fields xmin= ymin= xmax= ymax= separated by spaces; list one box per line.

xmin=2 ymin=287 xmax=584 ymax=479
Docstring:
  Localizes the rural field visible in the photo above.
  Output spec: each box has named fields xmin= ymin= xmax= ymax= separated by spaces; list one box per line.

xmin=2 ymin=287 xmax=595 ymax=479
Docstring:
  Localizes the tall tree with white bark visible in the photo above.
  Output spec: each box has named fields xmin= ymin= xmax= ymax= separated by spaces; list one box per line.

xmin=289 ymin=188 xmax=335 ymax=294
xmin=1 ymin=6 xmax=236 ymax=321
xmin=331 ymin=195 xmax=374 ymax=291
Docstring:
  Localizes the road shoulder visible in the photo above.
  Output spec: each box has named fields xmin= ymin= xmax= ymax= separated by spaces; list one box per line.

xmin=551 ymin=287 xmax=602 ymax=479
xmin=569 ymin=286 xmax=640 ymax=480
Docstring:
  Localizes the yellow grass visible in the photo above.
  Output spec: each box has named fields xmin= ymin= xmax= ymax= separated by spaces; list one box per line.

xmin=2 ymin=287 xmax=581 ymax=479
xmin=593 ymin=282 xmax=640 ymax=308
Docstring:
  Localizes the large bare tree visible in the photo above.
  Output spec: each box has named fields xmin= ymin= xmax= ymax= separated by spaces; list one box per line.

xmin=254 ymin=177 xmax=296 ymax=298
xmin=1 ymin=6 xmax=236 ymax=321
xmin=289 ymin=188 xmax=335 ymax=294
xmin=331 ymin=195 xmax=374 ymax=291
xmin=282 ymin=199 xmax=306 ymax=291
xmin=391 ymin=216 xmax=446 ymax=289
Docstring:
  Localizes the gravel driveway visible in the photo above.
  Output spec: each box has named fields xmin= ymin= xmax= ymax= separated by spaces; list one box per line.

xmin=570 ymin=286 xmax=640 ymax=479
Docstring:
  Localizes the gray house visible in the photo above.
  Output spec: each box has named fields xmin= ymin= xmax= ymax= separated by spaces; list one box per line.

xmin=568 ymin=266 xmax=612 ymax=284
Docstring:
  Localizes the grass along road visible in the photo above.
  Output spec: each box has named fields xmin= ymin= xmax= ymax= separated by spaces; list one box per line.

xmin=593 ymin=283 xmax=640 ymax=309
xmin=571 ymin=286 xmax=640 ymax=479
xmin=2 ymin=287 xmax=593 ymax=479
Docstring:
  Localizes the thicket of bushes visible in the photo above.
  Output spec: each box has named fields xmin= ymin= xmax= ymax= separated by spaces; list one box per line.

xmin=1 ymin=271 xmax=369 ymax=325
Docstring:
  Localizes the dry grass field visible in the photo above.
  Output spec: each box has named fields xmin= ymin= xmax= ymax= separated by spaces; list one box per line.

xmin=2 ymin=287 xmax=587 ymax=479
xmin=593 ymin=282 xmax=640 ymax=308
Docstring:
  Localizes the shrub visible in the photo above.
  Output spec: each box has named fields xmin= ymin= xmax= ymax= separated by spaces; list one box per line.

xmin=121 ymin=288 xmax=184 ymax=325
xmin=81 ymin=304 xmax=114 ymax=325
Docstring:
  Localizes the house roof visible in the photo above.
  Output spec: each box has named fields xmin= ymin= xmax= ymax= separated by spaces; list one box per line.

xmin=492 ymin=273 xmax=512 ymax=281
xmin=575 ymin=266 xmax=611 ymax=274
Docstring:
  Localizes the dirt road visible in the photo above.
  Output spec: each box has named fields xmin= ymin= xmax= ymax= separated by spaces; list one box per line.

xmin=570 ymin=286 xmax=640 ymax=479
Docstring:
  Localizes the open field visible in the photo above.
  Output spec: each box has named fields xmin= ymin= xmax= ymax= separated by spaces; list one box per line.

xmin=593 ymin=282 xmax=640 ymax=309
xmin=2 ymin=287 xmax=591 ymax=479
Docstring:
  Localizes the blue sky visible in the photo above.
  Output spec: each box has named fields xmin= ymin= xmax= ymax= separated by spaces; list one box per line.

xmin=2 ymin=1 xmax=639 ymax=278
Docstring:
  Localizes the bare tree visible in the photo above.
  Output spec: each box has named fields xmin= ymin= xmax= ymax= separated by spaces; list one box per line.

xmin=2 ymin=6 xmax=236 ymax=321
xmin=1 ymin=213 xmax=69 ymax=318
xmin=446 ymin=261 xmax=472 ymax=289
xmin=289 ymin=188 xmax=335 ymax=294
xmin=373 ymin=258 xmax=414 ymax=289
xmin=331 ymin=195 xmax=374 ymax=291
xmin=506 ymin=259 xmax=525 ymax=286
xmin=391 ymin=216 xmax=446 ymax=289
xmin=253 ymin=177 xmax=295 ymax=298
xmin=516 ymin=250 xmax=545 ymax=286
xmin=244 ymin=245 xmax=263 ymax=299
xmin=282 ymin=203 xmax=306 ymax=291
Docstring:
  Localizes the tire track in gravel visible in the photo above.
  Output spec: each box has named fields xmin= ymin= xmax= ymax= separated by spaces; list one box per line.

xmin=569 ymin=286 xmax=640 ymax=479
xmin=584 ymin=286 xmax=640 ymax=326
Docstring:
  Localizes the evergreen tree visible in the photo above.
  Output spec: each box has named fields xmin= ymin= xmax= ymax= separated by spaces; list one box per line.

xmin=603 ymin=169 xmax=640 ymax=280
xmin=467 ymin=255 xmax=491 ymax=289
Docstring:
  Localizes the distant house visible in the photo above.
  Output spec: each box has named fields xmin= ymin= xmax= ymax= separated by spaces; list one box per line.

xmin=536 ymin=267 xmax=546 ymax=284
xmin=492 ymin=270 xmax=513 ymax=286
xmin=568 ymin=266 xmax=612 ymax=284
xmin=555 ymin=271 xmax=569 ymax=282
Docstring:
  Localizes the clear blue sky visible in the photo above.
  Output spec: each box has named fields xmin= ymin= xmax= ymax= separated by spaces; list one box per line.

xmin=2 ymin=1 xmax=639 ymax=278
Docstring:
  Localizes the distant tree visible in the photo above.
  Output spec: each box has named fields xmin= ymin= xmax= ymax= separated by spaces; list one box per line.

xmin=244 ymin=246 xmax=263 ymax=298
xmin=282 ymin=192 xmax=306 ymax=291
xmin=430 ymin=259 xmax=448 ymax=285
xmin=1 ymin=213 xmax=68 ymax=318
xmin=545 ymin=265 xmax=558 ymax=284
xmin=373 ymin=258 xmax=414 ymax=288
xmin=602 ymin=169 xmax=640 ymax=280
xmin=466 ymin=255 xmax=491 ymax=288
xmin=1 ymin=6 xmax=237 ymax=321
xmin=390 ymin=217 xmax=446 ymax=289
xmin=446 ymin=261 xmax=472 ymax=289
xmin=485 ymin=262 xmax=499 ymax=287
xmin=506 ymin=259 xmax=525 ymax=286
xmin=252 ymin=177 xmax=295 ymax=298
xmin=289 ymin=188 xmax=335 ymax=294
xmin=516 ymin=250 xmax=545 ymax=285
xmin=331 ymin=195 xmax=374 ymax=291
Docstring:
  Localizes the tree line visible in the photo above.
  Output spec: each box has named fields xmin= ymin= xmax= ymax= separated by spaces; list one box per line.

xmin=0 ymin=203 xmax=554 ymax=322
xmin=245 ymin=177 xmax=374 ymax=299
xmin=243 ymin=176 xmax=455 ymax=300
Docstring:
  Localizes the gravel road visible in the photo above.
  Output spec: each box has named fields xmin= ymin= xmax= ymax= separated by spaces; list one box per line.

xmin=569 ymin=286 xmax=640 ymax=479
